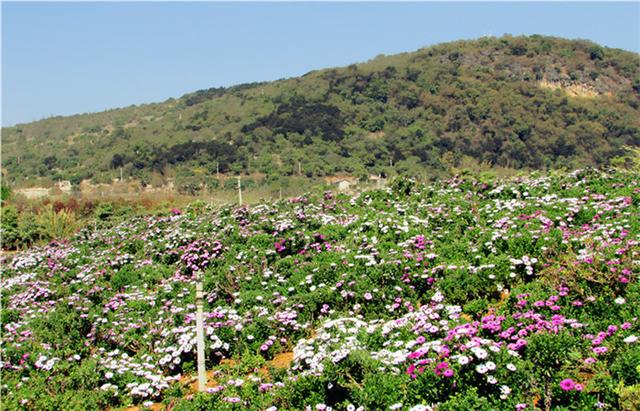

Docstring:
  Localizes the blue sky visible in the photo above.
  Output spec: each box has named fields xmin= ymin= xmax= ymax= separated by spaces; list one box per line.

xmin=2 ymin=2 xmax=639 ymax=126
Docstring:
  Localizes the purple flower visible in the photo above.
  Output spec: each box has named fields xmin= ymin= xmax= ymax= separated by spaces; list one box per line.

xmin=593 ymin=346 xmax=608 ymax=355
xmin=559 ymin=378 xmax=576 ymax=391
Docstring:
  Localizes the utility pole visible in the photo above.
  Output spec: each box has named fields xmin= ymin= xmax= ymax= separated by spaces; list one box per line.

xmin=237 ymin=176 xmax=242 ymax=206
xmin=195 ymin=270 xmax=207 ymax=392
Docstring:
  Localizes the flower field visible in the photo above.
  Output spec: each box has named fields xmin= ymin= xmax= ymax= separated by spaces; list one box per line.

xmin=1 ymin=169 xmax=639 ymax=410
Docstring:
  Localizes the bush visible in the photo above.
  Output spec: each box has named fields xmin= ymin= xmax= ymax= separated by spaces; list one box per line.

xmin=1 ymin=205 xmax=20 ymax=248
xmin=36 ymin=204 xmax=79 ymax=240
xmin=95 ymin=203 xmax=114 ymax=220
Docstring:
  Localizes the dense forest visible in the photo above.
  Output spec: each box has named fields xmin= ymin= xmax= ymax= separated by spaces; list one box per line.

xmin=2 ymin=35 xmax=639 ymax=193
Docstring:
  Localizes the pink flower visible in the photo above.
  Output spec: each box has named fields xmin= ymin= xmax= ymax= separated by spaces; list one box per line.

xmin=593 ymin=346 xmax=608 ymax=355
xmin=443 ymin=368 xmax=454 ymax=378
xmin=364 ymin=293 xmax=373 ymax=301
xmin=559 ymin=378 xmax=576 ymax=391
xmin=436 ymin=361 xmax=449 ymax=370
xmin=575 ymin=383 xmax=584 ymax=391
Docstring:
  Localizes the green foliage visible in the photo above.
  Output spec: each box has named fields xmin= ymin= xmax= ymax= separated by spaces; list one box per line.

xmin=438 ymin=388 xmax=494 ymax=410
xmin=95 ymin=203 xmax=114 ymax=220
xmin=611 ymin=346 xmax=640 ymax=385
xmin=390 ymin=177 xmax=416 ymax=196
xmin=1 ymin=183 xmax=11 ymax=201
xmin=525 ymin=332 xmax=578 ymax=376
xmin=2 ymin=35 xmax=638 ymax=188
xmin=36 ymin=204 xmax=79 ymax=240
xmin=1 ymin=204 xmax=20 ymax=248
xmin=619 ymin=384 xmax=640 ymax=411
xmin=17 ymin=211 xmax=42 ymax=248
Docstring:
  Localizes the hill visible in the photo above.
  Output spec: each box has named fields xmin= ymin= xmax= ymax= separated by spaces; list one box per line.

xmin=2 ymin=35 xmax=639 ymax=193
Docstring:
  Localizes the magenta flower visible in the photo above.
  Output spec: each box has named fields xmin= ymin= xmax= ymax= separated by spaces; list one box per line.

xmin=443 ymin=368 xmax=454 ymax=378
xmin=436 ymin=361 xmax=449 ymax=370
xmin=559 ymin=379 xmax=576 ymax=391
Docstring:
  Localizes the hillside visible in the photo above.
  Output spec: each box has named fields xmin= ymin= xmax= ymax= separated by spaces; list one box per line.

xmin=2 ymin=35 xmax=639 ymax=192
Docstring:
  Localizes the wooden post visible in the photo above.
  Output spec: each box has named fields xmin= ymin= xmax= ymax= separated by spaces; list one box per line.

xmin=195 ymin=271 xmax=207 ymax=391
xmin=298 ymin=161 xmax=302 ymax=176
xmin=237 ymin=176 xmax=242 ymax=206
xmin=279 ymin=187 xmax=282 ymax=201
xmin=216 ymin=162 xmax=219 ymax=180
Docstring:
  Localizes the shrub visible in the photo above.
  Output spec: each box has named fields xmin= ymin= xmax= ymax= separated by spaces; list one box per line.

xmin=36 ymin=204 xmax=79 ymax=240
